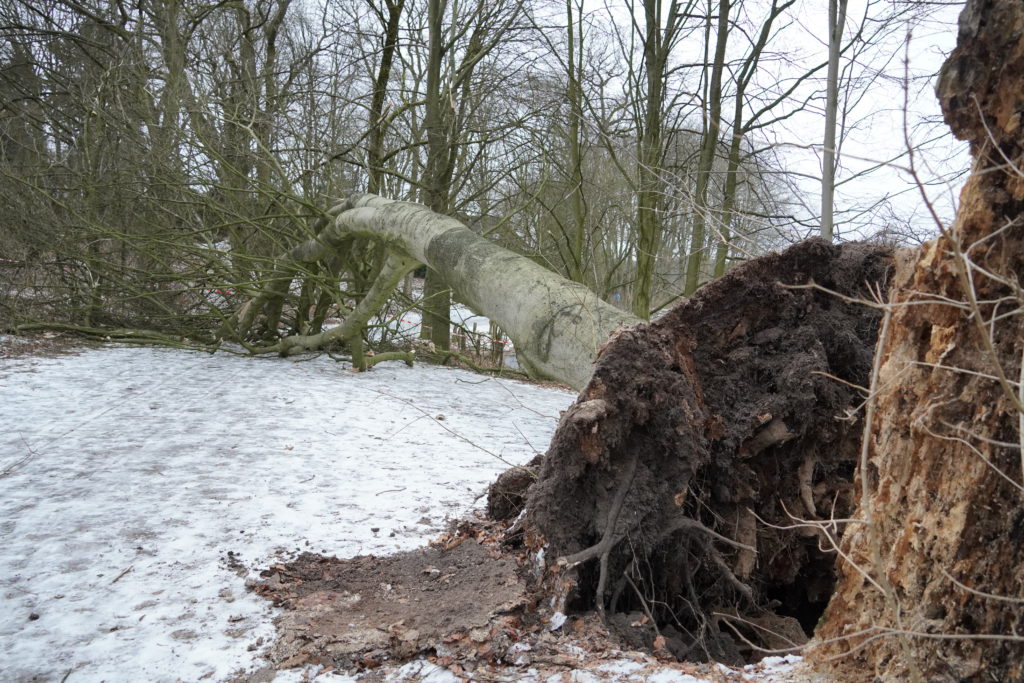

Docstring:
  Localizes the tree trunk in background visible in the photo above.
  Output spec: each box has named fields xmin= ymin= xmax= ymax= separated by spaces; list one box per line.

xmin=819 ymin=0 xmax=847 ymax=242
xmin=815 ymin=2 xmax=1024 ymax=678
xmin=420 ymin=0 xmax=453 ymax=351
xmin=566 ymin=0 xmax=587 ymax=285
xmin=712 ymin=0 xmax=792 ymax=278
xmin=683 ymin=0 xmax=730 ymax=296
xmin=631 ymin=0 xmax=686 ymax=319
xmin=366 ymin=0 xmax=405 ymax=195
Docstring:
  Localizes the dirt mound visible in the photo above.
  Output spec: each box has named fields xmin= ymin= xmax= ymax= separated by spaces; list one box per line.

xmin=250 ymin=534 xmax=528 ymax=671
xmin=245 ymin=522 xmax=823 ymax=681
xmin=520 ymin=238 xmax=891 ymax=663
xmin=487 ymin=454 xmax=542 ymax=521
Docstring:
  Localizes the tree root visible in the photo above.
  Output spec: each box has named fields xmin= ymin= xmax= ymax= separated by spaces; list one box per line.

xmin=558 ymin=452 xmax=639 ymax=616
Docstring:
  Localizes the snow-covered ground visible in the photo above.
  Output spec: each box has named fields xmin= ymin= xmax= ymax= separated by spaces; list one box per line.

xmin=0 ymin=343 xmax=572 ymax=681
xmin=0 ymin=341 xmax=817 ymax=682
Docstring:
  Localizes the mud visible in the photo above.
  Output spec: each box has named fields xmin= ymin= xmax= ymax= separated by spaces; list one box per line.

xmin=246 ymin=522 xmax=825 ymax=681
xmin=251 ymin=535 xmax=528 ymax=671
xmin=520 ymin=238 xmax=891 ymax=662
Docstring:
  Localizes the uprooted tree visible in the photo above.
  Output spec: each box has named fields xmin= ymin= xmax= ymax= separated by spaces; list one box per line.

xmin=162 ymin=0 xmax=1024 ymax=674
xmin=511 ymin=239 xmax=892 ymax=664
xmin=226 ymin=194 xmax=636 ymax=390
xmin=511 ymin=0 xmax=1024 ymax=675
xmin=230 ymin=177 xmax=895 ymax=663
xmin=512 ymin=1 xmax=1024 ymax=675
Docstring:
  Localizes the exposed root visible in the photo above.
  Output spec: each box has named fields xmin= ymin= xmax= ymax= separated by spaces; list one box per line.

xmin=517 ymin=239 xmax=892 ymax=664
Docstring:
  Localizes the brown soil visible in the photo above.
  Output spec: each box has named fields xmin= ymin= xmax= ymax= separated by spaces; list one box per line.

xmin=250 ymin=530 xmax=529 ymax=671
xmin=246 ymin=520 xmax=824 ymax=681
xmin=487 ymin=454 xmax=542 ymax=521
xmin=520 ymin=238 xmax=892 ymax=664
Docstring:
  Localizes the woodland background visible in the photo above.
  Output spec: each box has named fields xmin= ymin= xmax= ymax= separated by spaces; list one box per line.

xmin=0 ymin=0 xmax=963 ymax=349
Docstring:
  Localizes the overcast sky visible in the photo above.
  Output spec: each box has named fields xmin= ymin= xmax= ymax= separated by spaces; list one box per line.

xmin=771 ymin=0 xmax=967 ymax=242
xmin=574 ymin=0 xmax=968 ymax=242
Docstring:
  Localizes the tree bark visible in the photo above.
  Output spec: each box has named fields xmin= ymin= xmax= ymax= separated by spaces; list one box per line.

xmin=819 ymin=0 xmax=847 ymax=242
xmin=632 ymin=0 xmax=686 ymax=318
xmin=683 ymin=0 xmax=730 ymax=296
xmin=815 ymin=2 xmax=1024 ymax=679
xmin=249 ymin=194 xmax=638 ymax=388
xmin=565 ymin=0 xmax=587 ymax=284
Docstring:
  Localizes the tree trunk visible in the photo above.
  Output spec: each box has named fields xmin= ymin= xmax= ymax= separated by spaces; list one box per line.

xmin=683 ymin=0 xmax=730 ymax=296
xmin=819 ymin=0 xmax=847 ymax=242
xmin=241 ymin=194 xmax=638 ymax=389
xmin=366 ymin=0 xmax=405 ymax=195
xmin=565 ymin=0 xmax=587 ymax=285
xmin=814 ymin=2 xmax=1024 ymax=679
xmin=420 ymin=0 xmax=453 ymax=351
xmin=631 ymin=0 xmax=682 ymax=319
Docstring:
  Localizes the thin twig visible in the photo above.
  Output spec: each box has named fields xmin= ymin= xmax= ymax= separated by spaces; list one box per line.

xmin=110 ymin=566 xmax=133 ymax=584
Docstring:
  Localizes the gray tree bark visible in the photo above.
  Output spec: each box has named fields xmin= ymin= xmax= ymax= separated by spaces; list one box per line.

xmin=260 ymin=194 xmax=639 ymax=389
xmin=820 ymin=0 xmax=848 ymax=242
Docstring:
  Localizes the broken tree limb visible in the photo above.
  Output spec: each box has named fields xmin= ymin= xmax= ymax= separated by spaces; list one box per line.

xmin=272 ymin=252 xmax=418 ymax=357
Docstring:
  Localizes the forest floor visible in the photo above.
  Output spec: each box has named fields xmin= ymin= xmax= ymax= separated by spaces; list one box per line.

xmin=0 ymin=335 xmax=821 ymax=682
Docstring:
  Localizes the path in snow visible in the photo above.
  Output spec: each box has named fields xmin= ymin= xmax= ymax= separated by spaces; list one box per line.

xmin=0 ymin=345 xmax=574 ymax=681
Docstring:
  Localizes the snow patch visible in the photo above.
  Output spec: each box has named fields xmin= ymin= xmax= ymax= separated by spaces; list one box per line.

xmin=0 ymin=346 xmax=573 ymax=681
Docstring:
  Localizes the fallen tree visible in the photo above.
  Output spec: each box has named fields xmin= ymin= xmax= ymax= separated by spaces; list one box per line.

xmin=222 ymin=189 xmax=901 ymax=666
xmin=220 ymin=183 xmax=898 ymax=669
xmin=246 ymin=235 xmax=895 ymax=676
xmin=134 ymin=14 xmax=1024 ymax=665
xmin=228 ymin=194 xmax=637 ymax=389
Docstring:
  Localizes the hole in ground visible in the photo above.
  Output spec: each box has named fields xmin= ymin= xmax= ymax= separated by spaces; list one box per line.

xmin=766 ymin=580 xmax=831 ymax=635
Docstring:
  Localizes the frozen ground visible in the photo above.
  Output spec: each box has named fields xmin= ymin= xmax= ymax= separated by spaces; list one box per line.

xmin=0 ymin=342 xmax=571 ymax=681
xmin=0 ymin=340 xmax=817 ymax=682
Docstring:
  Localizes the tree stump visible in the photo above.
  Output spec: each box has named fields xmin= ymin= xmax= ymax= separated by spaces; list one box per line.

xmin=815 ymin=1 xmax=1024 ymax=679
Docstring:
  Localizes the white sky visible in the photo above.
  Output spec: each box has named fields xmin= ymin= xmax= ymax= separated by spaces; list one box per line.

xmin=577 ymin=0 xmax=968 ymax=241
xmin=774 ymin=0 xmax=967 ymax=240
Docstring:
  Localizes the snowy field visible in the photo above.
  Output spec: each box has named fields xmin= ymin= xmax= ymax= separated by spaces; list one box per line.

xmin=0 ymin=340 xmax=816 ymax=682
xmin=0 ymin=342 xmax=573 ymax=681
